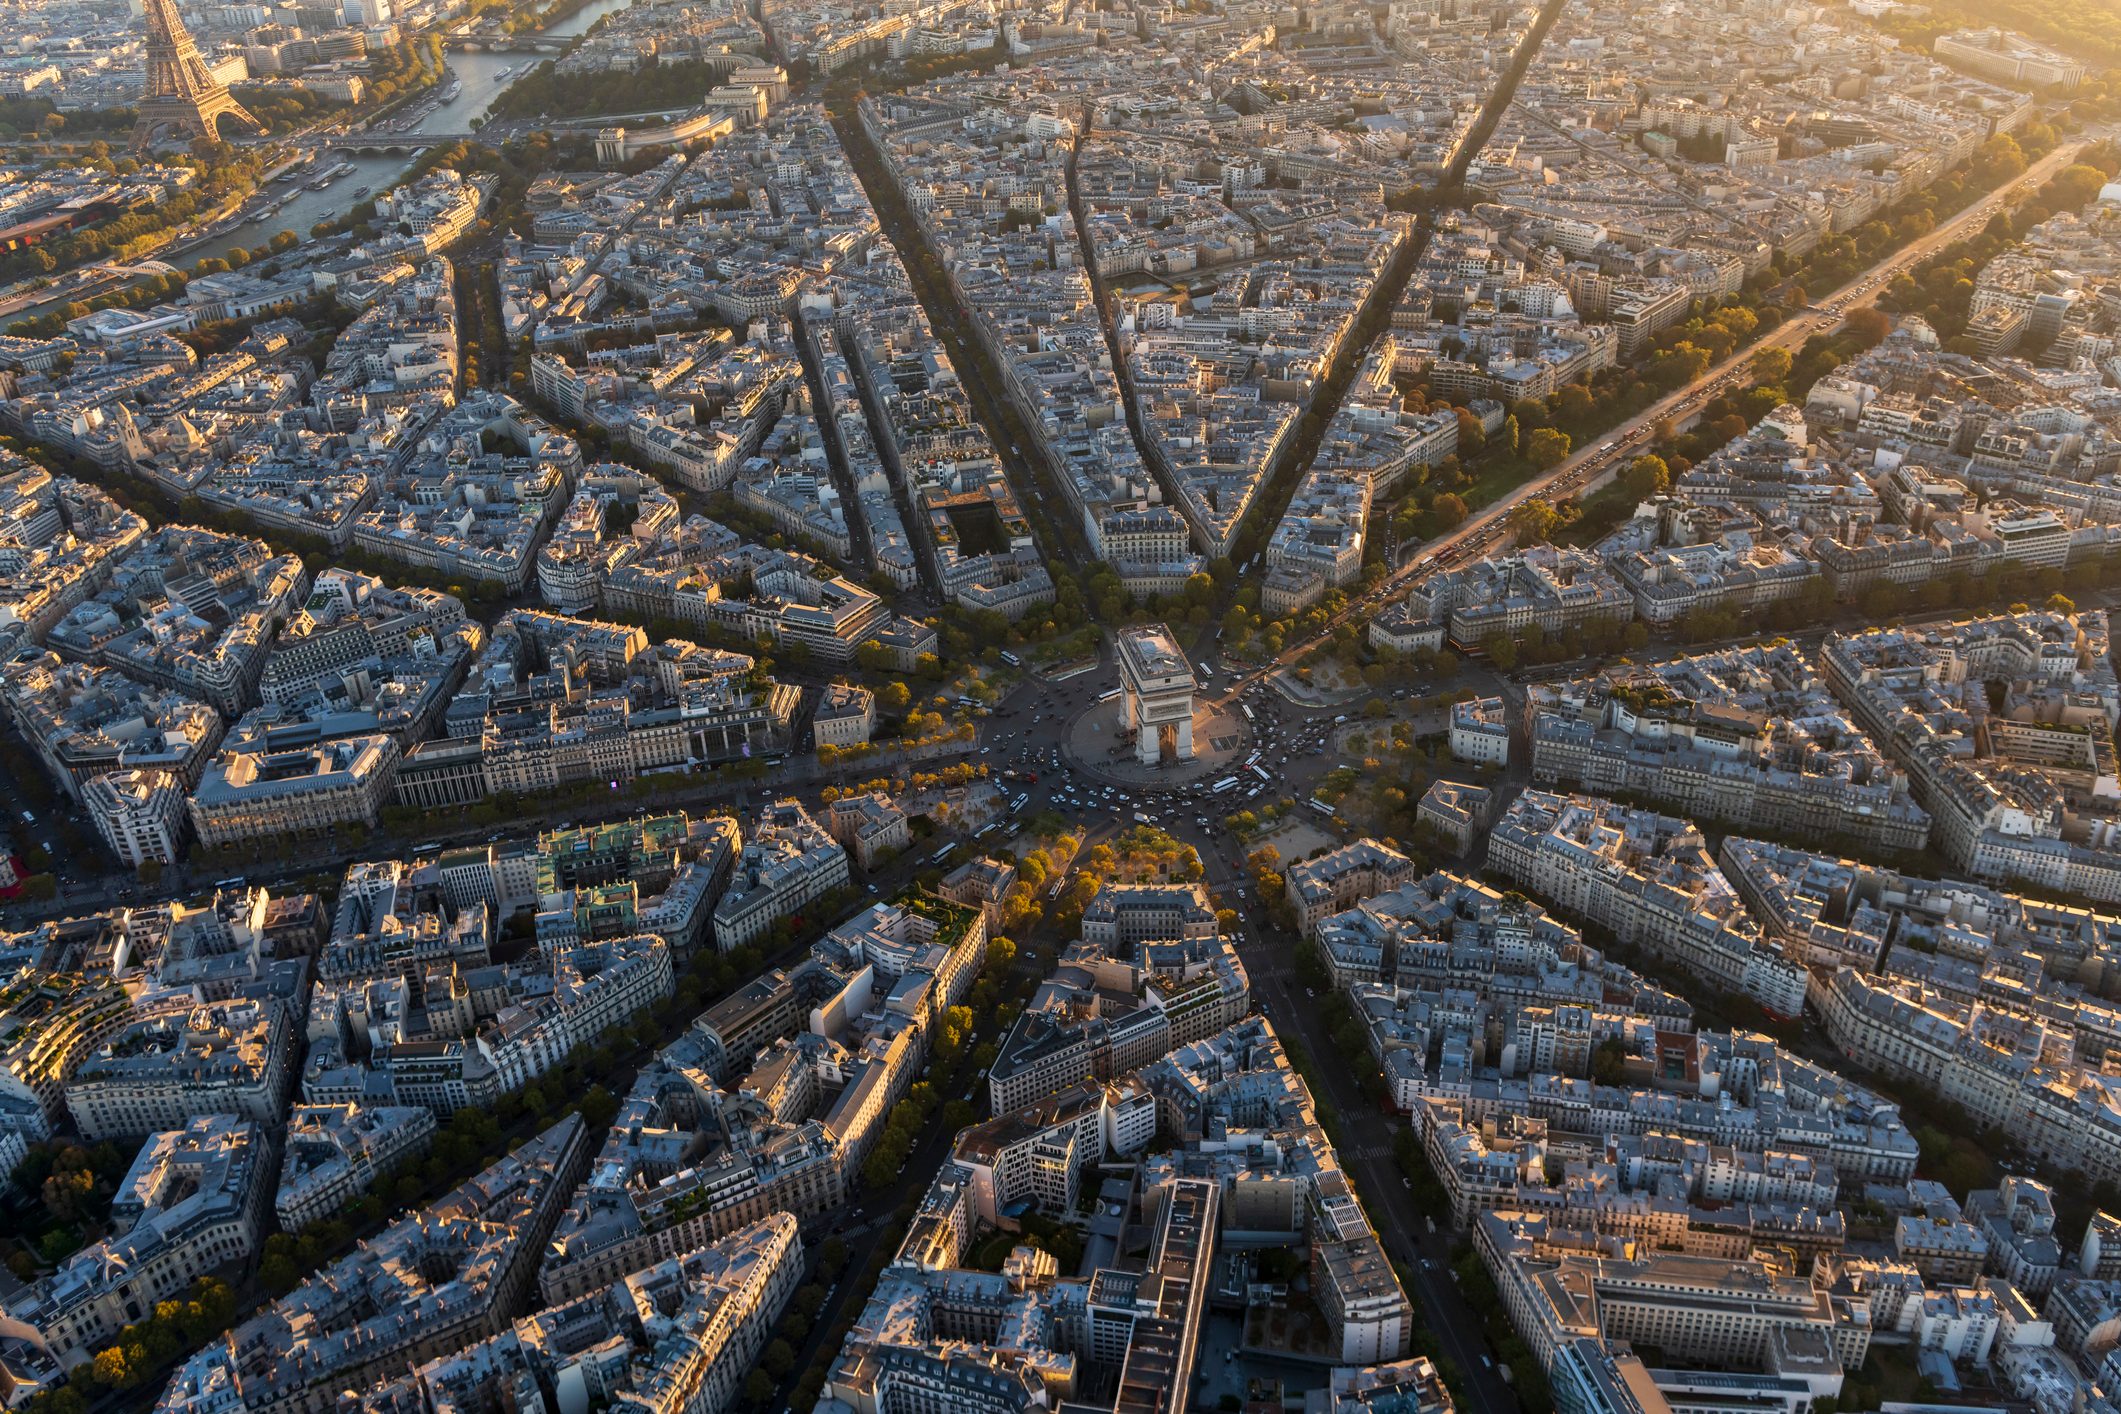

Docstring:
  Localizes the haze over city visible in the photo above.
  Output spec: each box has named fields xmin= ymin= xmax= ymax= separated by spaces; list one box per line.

xmin=0 ymin=2 xmax=2114 ymax=1414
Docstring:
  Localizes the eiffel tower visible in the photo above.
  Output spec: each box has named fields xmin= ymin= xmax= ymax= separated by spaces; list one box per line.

xmin=131 ymin=0 xmax=265 ymax=151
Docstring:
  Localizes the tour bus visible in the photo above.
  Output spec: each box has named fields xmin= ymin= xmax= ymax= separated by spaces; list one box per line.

xmin=1210 ymin=776 xmax=1241 ymax=794
xmin=973 ymin=823 xmax=1000 ymax=839
xmin=1240 ymin=703 xmax=1255 ymax=722
xmin=1096 ymin=688 xmax=1121 ymax=704
xmin=931 ymin=843 xmax=958 ymax=865
xmin=1251 ymin=764 xmax=1271 ymax=784
xmin=1307 ymin=798 xmax=1338 ymax=819
xmin=999 ymin=650 xmax=1021 ymax=667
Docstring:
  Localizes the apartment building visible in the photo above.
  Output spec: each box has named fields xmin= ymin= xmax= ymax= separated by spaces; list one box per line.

xmin=0 ymin=654 xmax=223 ymax=800
xmin=1080 ymin=882 xmax=1217 ymax=950
xmin=274 ymin=1103 xmax=437 ymax=1233
xmin=1416 ymin=780 xmax=1492 ymax=853
xmin=0 ymin=973 xmax=140 ymax=1136
xmin=541 ymin=895 xmax=980 ymax=1301
xmin=187 ymin=734 xmax=401 ymax=849
xmin=1527 ymin=646 xmax=1931 ymax=854
xmin=990 ymin=921 xmax=1248 ymax=1116
xmin=1821 ymin=613 xmax=2121 ymax=903
xmin=813 ymin=683 xmax=875 ymax=747
xmin=66 ymin=998 xmax=290 ymax=1141
xmin=838 ymin=1013 xmax=1398 ymax=1414
xmin=1449 ymin=696 xmax=1513 ymax=768
xmin=1412 ymin=546 xmax=1633 ymax=649
xmin=1286 ymin=839 xmax=1418 ymax=938
xmin=10 ymin=1117 xmax=269 ymax=1369
xmin=1478 ymin=1209 xmax=1871 ymax=1395
xmin=826 ymin=791 xmax=912 ymax=869
xmin=1487 ymin=789 xmax=1809 ymax=1018
xmin=83 ymin=769 xmax=190 ymax=867
xmin=158 ymin=1118 xmax=589 ymax=1414
xmin=304 ymin=930 xmax=673 ymax=1114
xmin=373 ymin=1214 xmax=803 ymax=1414
xmin=712 ymin=798 xmax=850 ymax=950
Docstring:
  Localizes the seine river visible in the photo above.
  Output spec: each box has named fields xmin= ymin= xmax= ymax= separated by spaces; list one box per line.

xmin=187 ymin=0 xmax=638 ymax=263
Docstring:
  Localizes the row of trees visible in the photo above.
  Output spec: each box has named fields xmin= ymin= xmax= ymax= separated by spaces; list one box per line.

xmin=1878 ymin=150 xmax=2121 ymax=346
xmin=231 ymin=83 xmax=343 ymax=136
xmin=0 ymin=99 xmax=132 ymax=141
xmin=22 ymin=1278 xmax=237 ymax=1413
xmin=1393 ymin=131 xmax=2114 ymax=574
xmin=0 ymin=141 xmax=268 ymax=280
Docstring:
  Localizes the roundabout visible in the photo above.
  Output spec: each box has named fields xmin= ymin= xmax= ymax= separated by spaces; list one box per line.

xmin=1053 ymin=622 xmax=1252 ymax=791
xmin=1059 ymin=694 xmax=1251 ymax=789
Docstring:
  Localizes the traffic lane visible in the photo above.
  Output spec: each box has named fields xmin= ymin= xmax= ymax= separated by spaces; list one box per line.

xmin=1236 ymin=139 xmax=2093 ymax=685
xmin=988 ymin=724 xmax=1511 ymax=1405
xmin=1242 ymin=963 xmax=1514 ymax=1414
xmin=776 ymin=1059 xmax=975 ymax=1406
xmin=1195 ymin=818 xmax=1504 ymax=1392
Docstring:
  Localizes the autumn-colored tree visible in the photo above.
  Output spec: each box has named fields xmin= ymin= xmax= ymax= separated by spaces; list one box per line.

xmin=1506 ymin=497 xmax=1561 ymax=545
xmin=1620 ymin=455 xmax=1671 ymax=501
xmin=1525 ymin=427 xmax=1572 ymax=471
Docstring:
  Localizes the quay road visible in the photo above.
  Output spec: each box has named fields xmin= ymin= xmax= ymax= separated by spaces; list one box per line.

xmin=1208 ymin=136 xmax=2096 ymax=700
